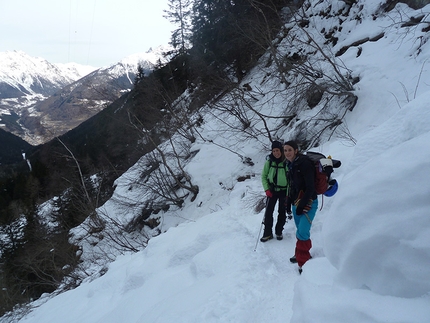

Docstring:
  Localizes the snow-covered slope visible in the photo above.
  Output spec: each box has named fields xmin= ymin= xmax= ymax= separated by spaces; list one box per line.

xmin=0 ymin=46 xmax=167 ymax=100
xmin=0 ymin=50 xmax=93 ymax=98
xmin=14 ymin=88 xmax=430 ymax=323
xmin=292 ymin=91 xmax=430 ymax=322
xmin=0 ymin=47 xmax=168 ymax=144
xmin=0 ymin=50 xmax=96 ymax=143
xmin=117 ymin=46 xmax=169 ymax=70
xmin=55 ymin=62 xmax=97 ymax=82
xmin=5 ymin=1 xmax=430 ymax=322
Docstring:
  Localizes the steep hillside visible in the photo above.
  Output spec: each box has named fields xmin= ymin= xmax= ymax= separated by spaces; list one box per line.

xmin=18 ymin=59 xmax=148 ymax=144
xmin=0 ymin=1 xmax=284 ymax=312
xmin=4 ymin=1 xmax=429 ymax=322
xmin=1 ymin=0 xmax=430 ymax=319
xmin=0 ymin=128 xmax=32 ymax=165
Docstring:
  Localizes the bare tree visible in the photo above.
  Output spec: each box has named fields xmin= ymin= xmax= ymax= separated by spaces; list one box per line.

xmin=127 ymin=104 xmax=199 ymax=209
xmin=208 ymin=0 xmax=359 ymax=148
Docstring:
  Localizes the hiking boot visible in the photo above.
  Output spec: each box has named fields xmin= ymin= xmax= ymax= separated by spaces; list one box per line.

xmin=290 ymin=255 xmax=312 ymax=264
xmin=276 ymin=234 xmax=283 ymax=240
xmin=260 ymin=234 xmax=273 ymax=242
xmin=298 ymin=266 xmax=303 ymax=275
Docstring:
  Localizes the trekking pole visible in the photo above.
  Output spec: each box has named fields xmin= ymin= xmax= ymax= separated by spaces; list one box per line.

xmin=254 ymin=197 xmax=268 ymax=251
xmin=254 ymin=214 xmax=265 ymax=251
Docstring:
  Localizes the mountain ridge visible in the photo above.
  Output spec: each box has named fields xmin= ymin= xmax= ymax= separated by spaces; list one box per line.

xmin=0 ymin=47 xmax=168 ymax=144
xmin=0 ymin=50 xmax=92 ymax=97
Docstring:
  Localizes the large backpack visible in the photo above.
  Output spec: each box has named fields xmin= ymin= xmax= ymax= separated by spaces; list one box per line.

xmin=305 ymin=151 xmax=341 ymax=196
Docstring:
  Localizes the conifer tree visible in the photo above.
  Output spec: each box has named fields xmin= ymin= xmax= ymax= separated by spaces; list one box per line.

xmin=164 ymin=0 xmax=193 ymax=54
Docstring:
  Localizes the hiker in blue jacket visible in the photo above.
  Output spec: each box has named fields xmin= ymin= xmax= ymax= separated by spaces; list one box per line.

xmin=260 ymin=140 xmax=289 ymax=242
xmin=284 ymin=140 xmax=318 ymax=274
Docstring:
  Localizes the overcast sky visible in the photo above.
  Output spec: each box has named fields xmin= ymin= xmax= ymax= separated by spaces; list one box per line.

xmin=0 ymin=0 xmax=174 ymax=67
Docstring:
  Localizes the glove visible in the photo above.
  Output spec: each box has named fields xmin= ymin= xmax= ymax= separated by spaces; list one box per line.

xmin=297 ymin=205 xmax=311 ymax=215
xmin=265 ymin=190 xmax=273 ymax=198
xmin=295 ymin=199 xmax=312 ymax=215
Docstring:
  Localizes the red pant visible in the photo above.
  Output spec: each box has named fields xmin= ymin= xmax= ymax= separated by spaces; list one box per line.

xmin=295 ymin=239 xmax=312 ymax=267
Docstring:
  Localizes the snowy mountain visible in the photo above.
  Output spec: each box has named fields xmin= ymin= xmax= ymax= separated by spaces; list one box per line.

xmin=0 ymin=51 xmax=91 ymax=98
xmin=3 ymin=1 xmax=430 ymax=322
xmin=0 ymin=47 xmax=168 ymax=145
xmin=0 ymin=51 xmax=96 ymax=144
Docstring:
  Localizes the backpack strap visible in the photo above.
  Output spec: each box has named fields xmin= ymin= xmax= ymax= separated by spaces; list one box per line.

xmin=266 ymin=156 xmax=288 ymax=191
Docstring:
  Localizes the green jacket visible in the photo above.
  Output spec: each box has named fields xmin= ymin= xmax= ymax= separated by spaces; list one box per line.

xmin=261 ymin=155 xmax=289 ymax=192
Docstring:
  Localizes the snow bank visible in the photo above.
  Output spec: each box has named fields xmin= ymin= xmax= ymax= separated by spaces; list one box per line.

xmin=291 ymin=91 xmax=430 ymax=323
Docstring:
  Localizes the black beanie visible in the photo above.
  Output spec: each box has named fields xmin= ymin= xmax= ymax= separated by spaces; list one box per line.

xmin=284 ymin=140 xmax=299 ymax=151
xmin=271 ymin=140 xmax=283 ymax=150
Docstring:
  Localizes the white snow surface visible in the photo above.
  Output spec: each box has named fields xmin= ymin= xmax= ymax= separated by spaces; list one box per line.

xmin=118 ymin=45 xmax=172 ymax=67
xmin=0 ymin=51 xmax=94 ymax=91
xmin=7 ymin=1 xmax=430 ymax=323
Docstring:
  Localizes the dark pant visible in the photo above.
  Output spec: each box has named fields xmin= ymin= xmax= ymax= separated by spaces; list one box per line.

xmin=263 ymin=190 xmax=287 ymax=236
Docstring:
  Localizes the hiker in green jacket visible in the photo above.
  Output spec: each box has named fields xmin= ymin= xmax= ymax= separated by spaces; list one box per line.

xmin=260 ymin=140 xmax=289 ymax=242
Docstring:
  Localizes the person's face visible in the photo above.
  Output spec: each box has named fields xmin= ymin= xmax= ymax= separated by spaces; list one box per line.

xmin=284 ymin=145 xmax=297 ymax=162
xmin=272 ymin=148 xmax=282 ymax=159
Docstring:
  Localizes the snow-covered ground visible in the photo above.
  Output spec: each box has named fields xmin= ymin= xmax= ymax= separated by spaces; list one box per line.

xmin=6 ymin=1 xmax=430 ymax=322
